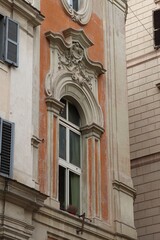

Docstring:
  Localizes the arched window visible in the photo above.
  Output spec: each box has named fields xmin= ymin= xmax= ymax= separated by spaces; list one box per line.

xmin=58 ymin=98 xmax=81 ymax=214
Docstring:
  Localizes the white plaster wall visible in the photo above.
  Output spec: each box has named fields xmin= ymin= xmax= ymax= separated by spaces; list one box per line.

xmin=0 ymin=63 xmax=9 ymax=119
xmin=9 ymin=27 xmax=34 ymax=187
xmin=0 ymin=2 xmax=40 ymax=188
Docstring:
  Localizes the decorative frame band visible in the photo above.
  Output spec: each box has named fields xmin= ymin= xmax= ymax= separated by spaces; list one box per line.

xmin=61 ymin=0 xmax=92 ymax=25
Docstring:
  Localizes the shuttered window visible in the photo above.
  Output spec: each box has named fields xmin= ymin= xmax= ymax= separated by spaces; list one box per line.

xmin=0 ymin=118 xmax=14 ymax=177
xmin=0 ymin=15 xmax=19 ymax=67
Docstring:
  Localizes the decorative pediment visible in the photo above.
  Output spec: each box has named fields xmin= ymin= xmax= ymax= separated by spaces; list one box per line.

xmin=45 ymin=28 xmax=105 ymax=98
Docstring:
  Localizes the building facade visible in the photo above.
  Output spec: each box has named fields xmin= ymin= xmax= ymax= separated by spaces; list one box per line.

xmin=126 ymin=0 xmax=160 ymax=239
xmin=0 ymin=0 xmax=136 ymax=240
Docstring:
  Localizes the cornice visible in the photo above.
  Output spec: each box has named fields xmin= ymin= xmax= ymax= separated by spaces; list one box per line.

xmin=81 ymin=123 xmax=104 ymax=138
xmin=109 ymin=0 xmax=127 ymax=13
xmin=0 ymin=176 xmax=48 ymax=211
xmin=45 ymin=29 xmax=106 ymax=79
xmin=0 ymin=0 xmax=44 ymax=27
xmin=45 ymin=97 xmax=65 ymax=115
xmin=113 ymin=180 xmax=136 ymax=199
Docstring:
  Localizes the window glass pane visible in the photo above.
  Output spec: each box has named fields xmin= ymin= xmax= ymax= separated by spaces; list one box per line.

xmin=59 ymin=166 xmax=66 ymax=210
xmin=70 ymin=130 xmax=80 ymax=167
xmin=60 ymin=98 xmax=66 ymax=119
xmin=59 ymin=125 xmax=66 ymax=160
xmin=68 ymin=102 xmax=80 ymax=126
xmin=69 ymin=171 xmax=80 ymax=213
xmin=73 ymin=0 xmax=79 ymax=11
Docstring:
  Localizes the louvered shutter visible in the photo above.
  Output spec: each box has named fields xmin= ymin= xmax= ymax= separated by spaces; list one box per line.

xmin=153 ymin=10 xmax=160 ymax=49
xmin=0 ymin=15 xmax=5 ymax=61
xmin=5 ymin=17 xmax=19 ymax=67
xmin=0 ymin=118 xmax=14 ymax=177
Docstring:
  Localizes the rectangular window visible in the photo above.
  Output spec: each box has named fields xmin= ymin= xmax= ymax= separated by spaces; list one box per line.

xmin=0 ymin=15 xmax=19 ymax=66
xmin=59 ymin=99 xmax=81 ymax=214
xmin=0 ymin=118 xmax=14 ymax=177
xmin=153 ymin=9 xmax=160 ymax=49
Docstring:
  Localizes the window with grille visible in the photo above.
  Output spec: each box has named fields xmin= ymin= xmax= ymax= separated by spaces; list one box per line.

xmin=0 ymin=15 xmax=19 ymax=67
xmin=0 ymin=118 xmax=14 ymax=177
xmin=59 ymin=98 xmax=81 ymax=214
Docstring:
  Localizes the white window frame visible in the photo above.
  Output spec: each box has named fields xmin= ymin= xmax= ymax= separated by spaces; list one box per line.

xmin=59 ymin=100 xmax=81 ymax=212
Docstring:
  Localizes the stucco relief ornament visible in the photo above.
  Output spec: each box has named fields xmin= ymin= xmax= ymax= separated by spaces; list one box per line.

xmin=58 ymin=43 xmax=93 ymax=89
xmin=45 ymin=29 xmax=106 ymax=98
xmin=61 ymin=0 xmax=92 ymax=25
xmin=68 ymin=7 xmax=82 ymax=22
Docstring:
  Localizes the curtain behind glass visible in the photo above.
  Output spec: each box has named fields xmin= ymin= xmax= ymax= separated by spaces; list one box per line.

xmin=70 ymin=130 xmax=80 ymax=167
xmin=69 ymin=171 xmax=80 ymax=212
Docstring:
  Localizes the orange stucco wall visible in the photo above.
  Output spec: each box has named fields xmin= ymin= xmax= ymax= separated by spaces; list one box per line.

xmin=39 ymin=0 xmax=108 ymax=220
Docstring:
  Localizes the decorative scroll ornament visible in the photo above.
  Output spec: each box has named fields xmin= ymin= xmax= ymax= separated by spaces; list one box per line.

xmin=45 ymin=29 xmax=106 ymax=97
xmin=58 ymin=42 xmax=94 ymax=89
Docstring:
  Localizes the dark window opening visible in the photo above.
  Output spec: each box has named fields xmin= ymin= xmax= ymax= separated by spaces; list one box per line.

xmin=153 ymin=9 xmax=160 ymax=49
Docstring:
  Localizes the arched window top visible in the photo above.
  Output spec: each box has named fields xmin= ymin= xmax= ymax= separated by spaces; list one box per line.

xmin=61 ymin=0 xmax=92 ymax=25
xmin=60 ymin=98 xmax=80 ymax=127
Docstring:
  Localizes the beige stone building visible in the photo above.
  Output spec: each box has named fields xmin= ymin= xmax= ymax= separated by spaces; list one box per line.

xmin=126 ymin=0 xmax=160 ymax=239
xmin=0 ymin=0 xmax=136 ymax=240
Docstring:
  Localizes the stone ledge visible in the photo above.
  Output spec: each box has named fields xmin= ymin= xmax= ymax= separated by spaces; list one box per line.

xmin=0 ymin=176 xmax=47 ymax=211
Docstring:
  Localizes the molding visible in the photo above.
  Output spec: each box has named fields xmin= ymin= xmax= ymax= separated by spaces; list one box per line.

xmin=45 ymin=97 xmax=65 ymax=115
xmin=108 ymin=0 xmax=127 ymax=13
xmin=34 ymin=206 xmax=115 ymax=240
xmin=0 ymin=0 xmax=44 ymax=27
xmin=61 ymin=0 xmax=92 ymax=25
xmin=63 ymin=28 xmax=93 ymax=48
xmin=31 ymin=135 xmax=44 ymax=148
xmin=0 ymin=176 xmax=47 ymax=210
xmin=114 ymin=220 xmax=137 ymax=240
xmin=81 ymin=123 xmax=104 ymax=138
xmin=127 ymin=49 xmax=160 ymax=69
xmin=45 ymin=29 xmax=105 ymax=98
xmin=0 ymin=215 xmax=34 ymax=240
xmin=113 ymin=180 xmax=136 ymax=199
xmin=131 ymin=152 xmax=160 ymax=169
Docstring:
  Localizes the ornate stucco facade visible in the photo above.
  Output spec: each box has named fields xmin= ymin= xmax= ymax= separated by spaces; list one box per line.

xmin=0 ymin=0 xmax=136 ymax=240
xmin=126 ymin=0 xmax=160 ymax=239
